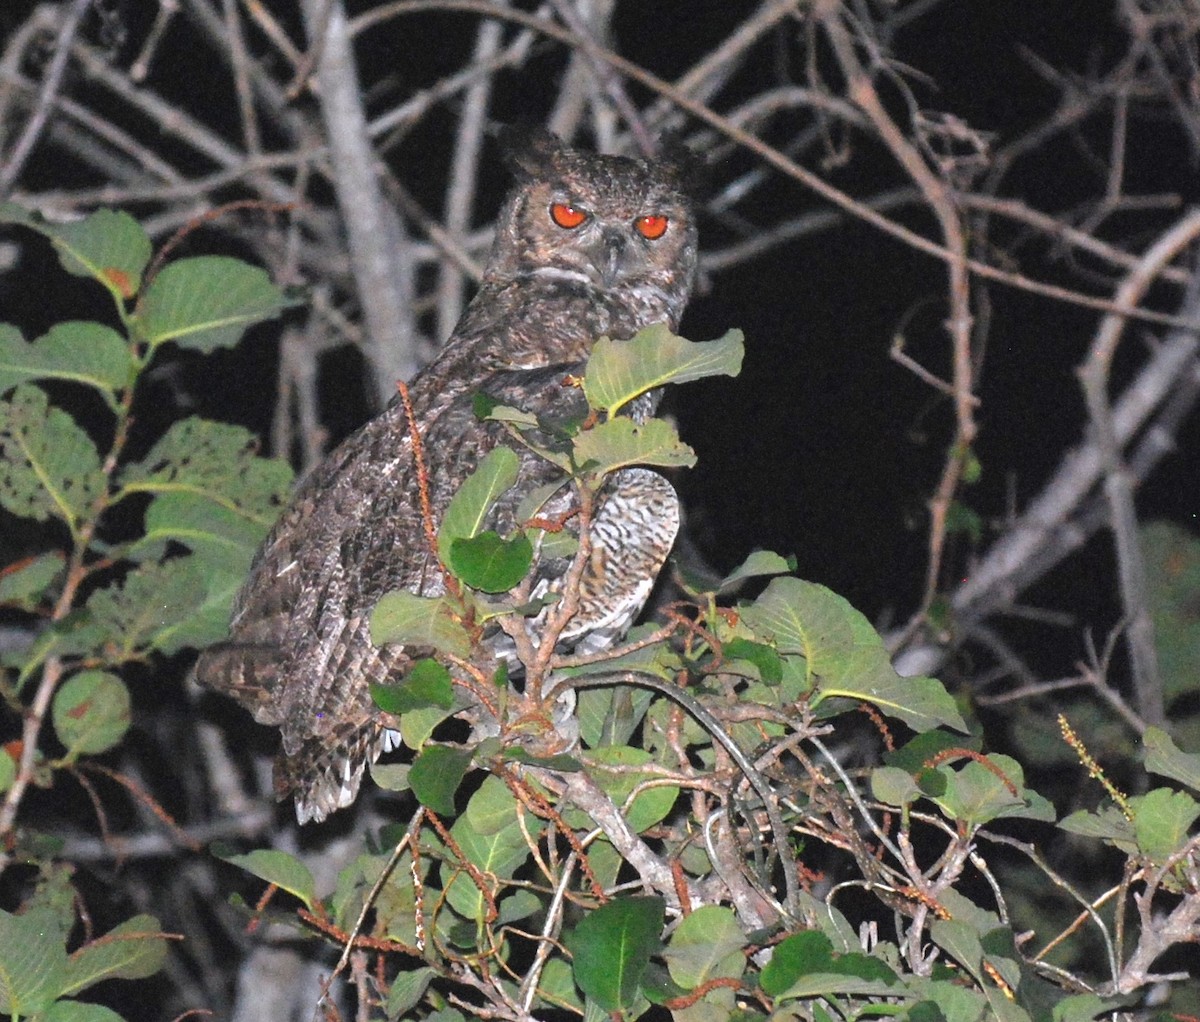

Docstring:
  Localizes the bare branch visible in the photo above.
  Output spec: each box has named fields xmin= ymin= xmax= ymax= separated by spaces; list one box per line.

xmin=299 ymin=0 xmax=419 ymax=400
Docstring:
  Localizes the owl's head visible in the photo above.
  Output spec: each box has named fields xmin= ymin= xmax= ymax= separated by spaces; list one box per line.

xmin=487 ymin=127 xmax=700 ymax=319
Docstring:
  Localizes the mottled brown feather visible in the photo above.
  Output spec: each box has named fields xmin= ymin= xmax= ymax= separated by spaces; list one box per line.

xmin=195 ymin=130 xmax=699 ymax=823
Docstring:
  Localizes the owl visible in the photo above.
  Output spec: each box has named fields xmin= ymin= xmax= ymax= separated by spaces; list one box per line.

xmin=195 ymin=127 xmax=700 ymax=823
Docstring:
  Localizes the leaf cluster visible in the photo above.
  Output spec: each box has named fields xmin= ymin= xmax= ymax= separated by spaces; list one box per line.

xmin=0 ymin=205 xmax=292 ymax=1021
xmin=2 ymin=207 xmax=1197 ymax=1022
xmin=221 ymin=318 xmax=1200 ymax=1020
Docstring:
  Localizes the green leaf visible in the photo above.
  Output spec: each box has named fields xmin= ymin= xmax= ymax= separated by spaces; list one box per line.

xmin=716 ymin=549 xmax=795 ymax=593
xmin=129 ymin=491 xmax=270 ymax=574
xmin=52 ymin=670 xmax=131 ymax=756
xmin=1053 ymin=993 xmax=1129 ymax=1022
xmin=501 ymin=748 xmax=583 ymax=771
xmin=0 ymin=551 xmax=64 ymax=609
xmin=369 ymin=762 xmax=410 ymax=791
xmin=740 ymin=577 xmax=847 ymax=656
xmin=0 ymin=322 xmax=133 ymax=403
xmin=119 ymin=418 xmax=292 ymax=525
xmin=137 ymin=256 xmax=289 ymax=351
xmin=483 ymin=403 xmax=539 ymax=428
xmin=0 ymin=204 xmax=151 ymax=298
xmin=409 ymin=745 xmax=474 ymax=816
xmin=443 ymin=789 xmax=530 ymax=920
xmin=929 ymin=919 xmax=984 ymax=984
xmin=585 ymin=746 xmax=679 ymax=833
xmin=43 ymin=1002 xmax=128 ymax=1022
xmin=723 ymin=637 xmax=783 ymax=684
xmin=60 ymin=914 xmax=168 ymax=997
xmin=575 ymin=680 xmax=656 ymax=748
xmin=84 ymin=557 xmax=243 ymax=657
xmin=1131 ymin=787 xmax=1200 ymax=860
xmin=370 ymin=659 xmax=454 ymax=714
xmin=213 ymin=846 xmax=316 ymax=911
xmin=400 ymin=703 xmax=458 ymax=751
xmin=437 ymin=446 xmax=519 ymax=564
xmin=871 ymin=765 xmax=922 ymax=807
xmin=663 ymin=905 xmax=745 ymax=989
xmin=0 ymin=905 xmax=70 ymax=1015
xmin=465 ymin=774 xmax=527 ymax=836
xmin=370 ymin=590 xmax=472 ymax=658
xmin=449 ymin=530 xmax=533 ymax=592
xmin=386 ymin=966 xmax=434 ymax=1020
xmin=583 ymin=325 xmax=744 ymax=416
xmin=0 ymin=384 xmax=105 ymax=530
xmin=535 ymin=958 xmax=581 ymax=1013
xmin=885 ymin=729 xmax=980 ymax=774
xmin=572 ymin=417 xmax=695 ymax=475
xmin=945 ymin=500 xmax=983 ymax=542
xmin=741 ymin=577 xmax=967 ymax=733
xmin=641 ymin=964 xmax=688 ymax=1006
xmin=1058 ymin=806 xmax=1136 ymax=852
xmin=18 ymin=610 xmax=107 ymax=674
xmin=912 ymin=979 xmax=989 ymax=1022
xmin=1141 ymin=520 xmax=1200 ymax=703
xmin=497 ymin=889 xmax=542 ymax=925
xmin=759 ymin=931 xmax=832 ymax=995
xmin=566 ymin=896 xmax=664 ymax=1012
xmin=522 ymin=502 xmax=579 ymax=567
xmin=932 ymin=755 xmax=1055 ymax=829
xmin=0 ymin=745 xmax=15 ymax=793
xmin=1143 ymin=726 xmax=1200 ymax=794
xmin=759 ymin=930 xmax=898 ymax=1000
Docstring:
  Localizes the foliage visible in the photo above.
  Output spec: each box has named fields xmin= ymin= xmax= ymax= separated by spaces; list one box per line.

xmin=0 ymin=205 xmax=292 ymax=1021
xmin=6 ymin=0 xmax=1200 ymax=1014
xmin=210 ymin=317 xmax=1192 ymax=1017
xmin=2 ymin=210 xmax=1199 ymax=1017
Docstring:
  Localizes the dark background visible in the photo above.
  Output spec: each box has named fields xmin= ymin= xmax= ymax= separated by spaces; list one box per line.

xmin=5 ymin=1 xmax=1196 ymax=665
xmin=4 ymin=2 xmax=1196 ymax=678
xmin=188 ymin=3 xmax=1199 ymax=660
xmin=3 ymin=2 xmax=1200 ymax=1016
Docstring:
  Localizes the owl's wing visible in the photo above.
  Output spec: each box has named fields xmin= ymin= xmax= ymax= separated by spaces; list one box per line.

xmin=193 ymin=405 xmax=417 ymax=716
xmin=194 ymin=356 xmax=660 ymax=822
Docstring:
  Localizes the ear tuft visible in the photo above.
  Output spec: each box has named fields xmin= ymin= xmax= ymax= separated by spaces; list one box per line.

xmin=497 ymin=124 xmax=571 ymax=180
xmin=656 ymin=132 xmax=707 ymax=199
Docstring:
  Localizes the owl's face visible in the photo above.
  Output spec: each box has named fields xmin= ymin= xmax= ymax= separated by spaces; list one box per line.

xmin=488 ymin=129 xmax=699 ymax=315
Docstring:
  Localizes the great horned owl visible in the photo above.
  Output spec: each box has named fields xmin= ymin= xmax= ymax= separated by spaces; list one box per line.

xmin=195 ymin=128 xmax=699 ymax=823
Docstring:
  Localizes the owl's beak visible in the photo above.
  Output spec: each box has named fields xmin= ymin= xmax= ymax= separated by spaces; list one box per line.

xmin=589 ymin=227 xmax=629 ymax=288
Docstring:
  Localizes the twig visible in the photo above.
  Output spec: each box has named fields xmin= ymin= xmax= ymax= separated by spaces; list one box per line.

xmin=353 ymin=0 xmax=1200 ymax=334
xmin=554 ymin=670 xmax=802 ymax=922
xmin=222 ymin=0 xmax=263 ymax=157
xmin=0 ymin=0 xmax=91 ymax=197
xmin=1076 ymin=211 xmax=1200 ymax=726
xmin=299 ymin=0 xmax=419 ymax=402
xmin=893 ymin=276 xmax=1200 ymax=676
xmin=325 ymin=823 xmax=415 ymax=993
xmin=129 ymin=0 xmax=181 ymax=82
xmin=548 ymin=0 xmax=653 ymax=155
xmin=437 ymin=12 xmax=502 ymax=341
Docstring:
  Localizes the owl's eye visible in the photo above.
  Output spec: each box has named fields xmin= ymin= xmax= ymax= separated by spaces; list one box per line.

xmin=634 ymin=214 xmax=669 ymax=240
xmin=550 ymin=203 xmax=588 ymax=229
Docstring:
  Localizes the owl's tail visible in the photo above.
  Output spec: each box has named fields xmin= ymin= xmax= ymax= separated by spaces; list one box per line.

xmin=273 ymin=723 xmax=391 ymax=825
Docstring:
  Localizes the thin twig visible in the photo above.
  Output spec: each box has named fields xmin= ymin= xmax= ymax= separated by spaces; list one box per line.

xmin=0 ymin=0 xmax=93 ymax=197
xmin=1076 ymin=211 xmax=1200 ymax=726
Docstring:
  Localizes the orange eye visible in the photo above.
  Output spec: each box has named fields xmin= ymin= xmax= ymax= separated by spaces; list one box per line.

xmin=635 ymin=214 xmax=669 ymax=240
xmin=550 ymin=203 xmax=588 ymax=229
